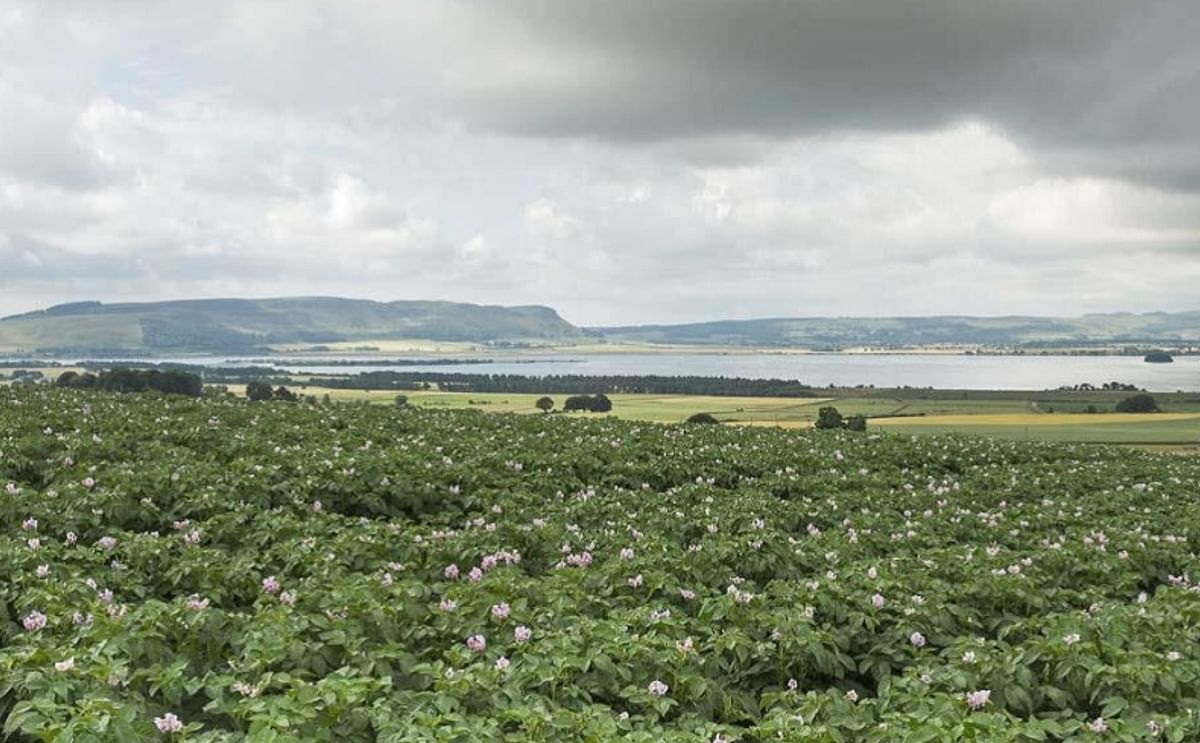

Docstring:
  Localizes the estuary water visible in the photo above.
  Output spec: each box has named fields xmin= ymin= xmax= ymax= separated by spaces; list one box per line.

xmin=93 ymin=352 xmax=1200 ymax=392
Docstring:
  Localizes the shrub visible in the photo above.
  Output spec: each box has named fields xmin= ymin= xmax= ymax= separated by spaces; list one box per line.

xmin=563 ymin=395 xmax=613 ymax=413
xmin=1115 ymin=394 xmax=1159 ymax=413
xmin=815 ymin=406 xmax=844 ymax=429
xmin=686 ymin=412 xmax=720 ymax=424
xmin=246 ymin=381 xmax=274 ymax=401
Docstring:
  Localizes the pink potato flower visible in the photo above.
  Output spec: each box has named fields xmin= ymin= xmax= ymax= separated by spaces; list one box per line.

xmin=154 ymin=712 xmax=183 ymax=733
xmin=966 ymin=690 xmax=991 ymax=710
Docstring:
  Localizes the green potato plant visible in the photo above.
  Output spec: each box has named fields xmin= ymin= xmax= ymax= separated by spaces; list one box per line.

xmin=1 ymin=384 xmax=1199 ymax=741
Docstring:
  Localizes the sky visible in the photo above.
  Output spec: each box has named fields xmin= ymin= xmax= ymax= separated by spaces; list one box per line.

xmin=1 ymin=0 xmax=1199 ymax=326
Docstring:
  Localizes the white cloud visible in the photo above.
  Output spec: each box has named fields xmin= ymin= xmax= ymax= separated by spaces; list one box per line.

xmin=0 ymin=0 xmax=1198 ymax=324
xmin=524 ymin=198 xmax=585 ymax=240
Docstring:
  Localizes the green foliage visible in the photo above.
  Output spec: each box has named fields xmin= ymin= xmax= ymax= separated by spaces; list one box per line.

xmin=243 ymin=381 xmax=298 ymax=403
xmin=685 ymin=412 xmax=719 ymax=424
xmin=563 ymin=394 xmax=613 ymax=413
xmin=2 ymin=384 xmax=1200 ymax=740
xmin=1116 ymin=394 xmax=1160 ymax=413
xmin=56 ymin=368 xmax=203 ymax=397
xmin=846 ymin=415 xmax=867 ymax=432
xmin=815 ymin=406 xmax=845 ymax=429
xmin=535 ymin=396 xmax=554 ymax=413
xmin=245 ymin=381 xmax=274 ymax=402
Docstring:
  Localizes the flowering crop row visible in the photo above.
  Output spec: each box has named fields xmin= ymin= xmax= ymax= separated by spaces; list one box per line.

xmin=1 ymin=385 xmax=1199 ymax=741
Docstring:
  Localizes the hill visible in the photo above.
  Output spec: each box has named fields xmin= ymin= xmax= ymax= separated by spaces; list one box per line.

xmin=4 ymin=298 xmax=1200 ymax=355
xmin=593 ymin=311 xmax=1200 ymax=349
xmin=0 ymin=297 xmax=583 ymax=354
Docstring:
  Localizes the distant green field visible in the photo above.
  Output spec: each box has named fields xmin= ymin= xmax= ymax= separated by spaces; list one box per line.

xmin=22 ymin=373 xmax=1196 ymax=447
xmin=876 ymin=416 xmax=1200 ymax=445
xmin=259 ymin=385 xmax=1200 ymax=447
xmin=326 ymin=389 xmax=835 ymax=425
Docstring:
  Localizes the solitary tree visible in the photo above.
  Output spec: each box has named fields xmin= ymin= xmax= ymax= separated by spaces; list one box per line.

xmin=846 ymin=415 xmax=867 ymax=432
xmin=536 ymin=396 xmax=554 ymax=413
xmin=1115 ymin=393 xmax=1159 ymax=413
xmin=246 ymin=381 xmax=273 ymax=401
xmin=395 ymin=394 xmax=409 ymax=407
xmin=686 ymin=412 xmax=720 ymax=424
xmin=815 ymin=406 xmax=845 ymax=430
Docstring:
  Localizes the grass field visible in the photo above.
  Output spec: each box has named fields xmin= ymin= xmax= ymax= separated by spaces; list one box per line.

xmin=260 ymin=385 xmax=1200 ymax=447
xmin=874 ymin=413 xmax=1200 ymax=444
xmin=14 ymin=372 xmax=1197 ymax=447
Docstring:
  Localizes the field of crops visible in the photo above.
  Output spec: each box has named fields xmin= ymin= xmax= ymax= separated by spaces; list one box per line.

xmin=3 ymin=385 xmax=1200 ymax=741
xmin=211 ymin=386 xmax=1200 ymax=446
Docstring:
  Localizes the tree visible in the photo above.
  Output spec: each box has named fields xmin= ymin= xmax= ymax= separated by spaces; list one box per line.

xmin=1115 ymin=393 xmax=1159 ymax=413
xmin=246 ymin=381 xmax=273 ymax=401
xmin=591 ymin=394 xmax=613 ymax=413
xmin=394 ymin=394 xmax=409 ymax=407
xmin=58 ymin=368 xmax=199 ymax=396
xmin=846 ymin=415 xmax=867 ymax=432
xmin=159 ymin=369 xmax=203 ymax=397
xmin=815 ymin=406 xmax=844 ymax=430
xmin=535 ymin=396 xmax=554 ymax=413
xmin=686 ymin=412 xmax=719 ymax=424
xmin=273 ymin=386 xmax=298 ymax=402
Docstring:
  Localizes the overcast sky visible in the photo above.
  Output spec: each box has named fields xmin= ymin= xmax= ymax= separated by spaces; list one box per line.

xmin=2 ymin=1 xmax=1199 ymax=325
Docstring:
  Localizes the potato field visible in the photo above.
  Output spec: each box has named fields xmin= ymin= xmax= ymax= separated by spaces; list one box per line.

xmin=2 ymin=385 xmax=1200 ymax=741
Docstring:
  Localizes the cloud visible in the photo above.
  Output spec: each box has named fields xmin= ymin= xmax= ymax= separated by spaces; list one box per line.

xmin=524 ymin=198 xmax=585 ymax=240
xmin=441 ymin=1 xmax=1200 ymax=189
xmin=0 ymin=0 xmax=1198 ymax=324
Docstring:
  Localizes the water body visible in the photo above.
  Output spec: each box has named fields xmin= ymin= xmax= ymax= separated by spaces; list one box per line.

xmin=86 ymin=353 xmax=1200 ymax=392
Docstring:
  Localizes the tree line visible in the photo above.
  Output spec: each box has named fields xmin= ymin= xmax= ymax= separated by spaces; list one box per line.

xmin=55 ymin=368 xmax=203 ymax=397
xmin=305 ymin=372 xmax=818 ymax=397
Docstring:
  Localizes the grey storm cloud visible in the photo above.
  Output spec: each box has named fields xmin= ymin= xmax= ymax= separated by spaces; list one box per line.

xmin=0 ymin=0 xmax=1198 ymax=323
xmin=450 ymin=0 xmax=1200 ymax=188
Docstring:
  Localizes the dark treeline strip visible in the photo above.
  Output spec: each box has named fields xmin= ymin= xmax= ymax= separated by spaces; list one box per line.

xmin=234 ymin=358 xmax=497 ymax=367
xmin=305 ymin=371 xmax=818 ymax=397
xmin=56 ymin=368 xmax=203 ymax=397
xmin=72 ymin=362 xmax=293 ymax=385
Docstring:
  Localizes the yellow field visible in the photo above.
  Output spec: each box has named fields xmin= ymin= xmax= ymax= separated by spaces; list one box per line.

xmin=404 ymin=390 xmax=834 ymax=424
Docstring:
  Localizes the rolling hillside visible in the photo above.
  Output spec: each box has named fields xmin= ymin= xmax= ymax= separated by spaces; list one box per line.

xmin=0 ymin=298 xmax=584 ymax=354
xmin=594 ymin=312 xmax=1200 ymax=349
xmin=3 ymin=298 xmax=1200 ymax=355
